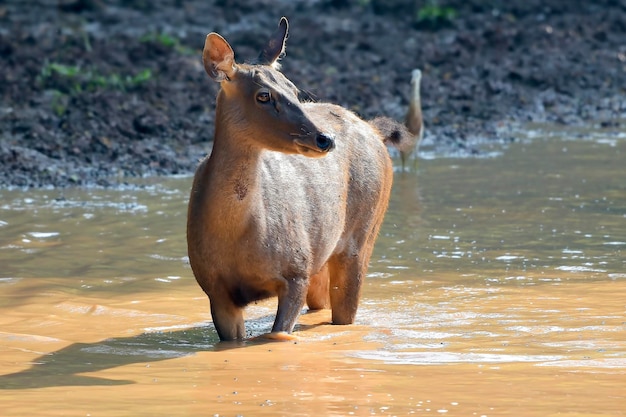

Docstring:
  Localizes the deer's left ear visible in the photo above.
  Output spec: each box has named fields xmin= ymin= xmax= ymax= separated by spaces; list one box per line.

xmin=258 ymin=17 xmax=289 ymax=67
xmin=203 ymin=32 xmax=236 ymax=82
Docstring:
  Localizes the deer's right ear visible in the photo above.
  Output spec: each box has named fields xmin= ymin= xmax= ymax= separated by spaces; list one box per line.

xmin=203 ymin=33 xmax=236 ymax=82
xmin=258 ymin=17 xmax=289 ymax=67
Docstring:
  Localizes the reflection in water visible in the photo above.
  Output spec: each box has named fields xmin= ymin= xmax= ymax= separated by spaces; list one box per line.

xmin=0 ymin=128 xmax=625 ymax=416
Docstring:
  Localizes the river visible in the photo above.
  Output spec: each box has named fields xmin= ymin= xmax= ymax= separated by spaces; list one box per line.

xmin=1 ymin=124 xmax=624 ymax=416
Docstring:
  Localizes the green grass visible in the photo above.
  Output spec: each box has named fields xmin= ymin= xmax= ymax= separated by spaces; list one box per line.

xmin=38 ymin=62 xmax=153 ymax=94
xmin=417 ymin=1 xmax=457 ymax=25
xmin=139 ymin=32 xmax=195 ymax=55
xmin=38 ymin=62 xmax=154 ymax=116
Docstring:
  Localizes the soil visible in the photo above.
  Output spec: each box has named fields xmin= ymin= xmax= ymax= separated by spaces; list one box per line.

xmin=1 ymin=0 xmax=625 ymax=188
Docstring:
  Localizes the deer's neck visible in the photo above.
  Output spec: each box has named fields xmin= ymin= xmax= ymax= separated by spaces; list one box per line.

xmin=213 ymin=132 xmax=261 ymax=199
xmin=193 ymin=115 xmax=265 ymax=238
xmin=409 ymin=81 xmax=422 ymax=117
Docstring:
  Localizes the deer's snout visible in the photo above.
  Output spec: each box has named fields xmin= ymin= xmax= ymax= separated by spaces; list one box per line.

xmin=293 ymin=129 xmax=335 ymax=157
xmin=315 ymin=133 xmax=335 ymax=152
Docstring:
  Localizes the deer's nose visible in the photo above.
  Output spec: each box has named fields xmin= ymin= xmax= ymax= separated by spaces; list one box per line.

xmin=315 ymin=133 xmax=335 ymax=152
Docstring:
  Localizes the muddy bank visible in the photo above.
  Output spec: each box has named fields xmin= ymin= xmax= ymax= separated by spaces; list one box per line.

xmin=0 ymin=0 xmax=624 ymax=188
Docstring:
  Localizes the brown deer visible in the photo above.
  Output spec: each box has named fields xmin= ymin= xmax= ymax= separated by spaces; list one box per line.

xmin=187 ymin=17 xmax=412 ymax=341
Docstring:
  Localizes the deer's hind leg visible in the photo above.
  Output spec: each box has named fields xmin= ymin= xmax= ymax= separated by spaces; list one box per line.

xmin=328 ymin=167 xmax=392 ymax=325
xmin=327 ymin=251 xmax=369 ymax=325
xmin=327 ymin=210 xmax=386 ymax=325
xmin=306 ymin=263 xmax=330 ymax=310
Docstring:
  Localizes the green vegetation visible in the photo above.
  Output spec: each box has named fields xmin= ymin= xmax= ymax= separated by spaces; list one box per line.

xmin=41 ymin=62 xmax=82 ymax=78
xmin=37 ymin=62 xmax=153 ymax=116
xmin=140 ymin=32 xmax=178 ymax=48
xmin=139 ymin=32 xmax=195 ymax=55
xmin=416 ymin=0 xmax=457 ymax=26
xmin=47 ymin=90 xmax=68 ymax=117
xmin=38 ymin=62 xmax=153 ymax=94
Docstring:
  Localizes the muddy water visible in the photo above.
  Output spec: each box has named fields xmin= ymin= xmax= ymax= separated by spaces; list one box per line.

xmin=1 ymin=127 xmax=625 ymax=416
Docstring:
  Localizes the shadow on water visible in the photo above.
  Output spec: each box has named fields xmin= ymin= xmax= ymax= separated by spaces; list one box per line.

xmin=0 ymin=317 xmax=330 ymax=390
xmin=0 ymin=327 xmax=217 ymax=389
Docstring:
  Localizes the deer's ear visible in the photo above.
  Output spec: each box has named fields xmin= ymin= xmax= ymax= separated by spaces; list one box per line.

xmin=258 ymin=17 xmax=289 ymax=67
xmin=203 ymin=33 xmax=236 ymax=82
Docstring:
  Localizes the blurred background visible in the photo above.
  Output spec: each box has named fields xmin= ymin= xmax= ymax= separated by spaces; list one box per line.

xmin=0 ymin=0 xmax=625 ymax=187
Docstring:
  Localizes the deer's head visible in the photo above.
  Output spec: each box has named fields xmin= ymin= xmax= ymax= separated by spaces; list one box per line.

xmin=203 ymin=17 xmax=335 ymax=156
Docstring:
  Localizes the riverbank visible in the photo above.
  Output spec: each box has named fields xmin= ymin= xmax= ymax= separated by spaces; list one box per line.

xmin=1 ymin=0 xmax=624 ymax=187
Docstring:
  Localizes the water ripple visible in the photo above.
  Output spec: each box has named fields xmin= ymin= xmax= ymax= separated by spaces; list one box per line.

xmin=351 ymin=350 xmax=564 ymax=365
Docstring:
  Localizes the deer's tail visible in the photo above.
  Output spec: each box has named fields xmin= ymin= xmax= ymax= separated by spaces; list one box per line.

xmin=369 ymin=116 xmax=415 ymax=153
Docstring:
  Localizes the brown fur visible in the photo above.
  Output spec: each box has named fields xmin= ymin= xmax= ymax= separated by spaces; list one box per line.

xmin=187 ymin=17 xmax=412 ymax=341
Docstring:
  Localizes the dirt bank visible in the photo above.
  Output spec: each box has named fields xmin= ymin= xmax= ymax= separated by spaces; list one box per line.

xmin=1 ymin=0 xmax=624 ymax=187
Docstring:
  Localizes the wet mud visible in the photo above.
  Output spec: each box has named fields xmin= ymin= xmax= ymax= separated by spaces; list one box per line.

xmin=1 ymin=0 xmax=625 ymax=187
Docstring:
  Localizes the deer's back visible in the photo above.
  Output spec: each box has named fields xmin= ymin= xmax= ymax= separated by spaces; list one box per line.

xmin=254 ymin=103 xmax=393 ymax=264
xmin=304 ymin=102 xmax=394 ymax=223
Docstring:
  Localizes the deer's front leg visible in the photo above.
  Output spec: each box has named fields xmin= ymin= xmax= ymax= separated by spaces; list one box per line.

xmin=271 ymin=276 xmax=308 ymax=336
xmin=209 ymin=285 xmax=246 ymax=341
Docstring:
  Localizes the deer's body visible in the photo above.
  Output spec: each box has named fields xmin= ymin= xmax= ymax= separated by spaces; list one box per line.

xmin=187 ymin=18 xmax=410 ymax=341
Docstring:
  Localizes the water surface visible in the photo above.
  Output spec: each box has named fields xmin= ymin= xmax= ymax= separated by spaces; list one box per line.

xmin=1 ymin=126 xmax=624 ymax=416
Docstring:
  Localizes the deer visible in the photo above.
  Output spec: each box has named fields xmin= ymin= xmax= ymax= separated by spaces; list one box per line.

xmin=187 ymin=17 xmax=412 ymax=341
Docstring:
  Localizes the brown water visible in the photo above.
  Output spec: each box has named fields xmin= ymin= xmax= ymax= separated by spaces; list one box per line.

xmin=1 ymin=126 xmax=625 ymax=416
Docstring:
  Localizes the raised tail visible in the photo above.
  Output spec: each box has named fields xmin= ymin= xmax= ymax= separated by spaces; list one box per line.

xmin=369 ymin=116 xmax=414 ymax=152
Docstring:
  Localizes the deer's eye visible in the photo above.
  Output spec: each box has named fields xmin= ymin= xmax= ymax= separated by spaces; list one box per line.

xmin=256 ymin=91 xmax=271 ymax=103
